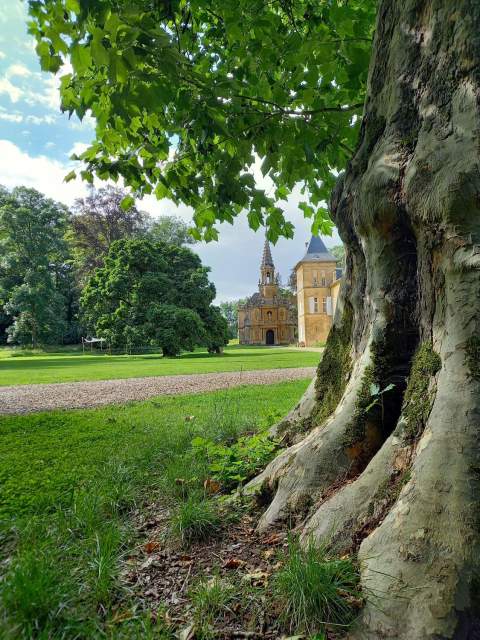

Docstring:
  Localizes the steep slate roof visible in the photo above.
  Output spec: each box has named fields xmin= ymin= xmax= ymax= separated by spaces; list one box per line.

xmin=298 ymin=235 xmax=336 ymax=264
xmin=261 ymin=237 xmax=274 ymax=267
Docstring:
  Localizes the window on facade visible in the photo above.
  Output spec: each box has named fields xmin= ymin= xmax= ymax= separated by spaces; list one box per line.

xmin=309 ymin=297 xmax=319 ymax=313
xmin=326 ymin=296 xmax=333 ymax=316
xmin=267 ymin=311 xmax=272 ymax=320
xmin=266 ymin=271 xmax=271 ymax=283
xmin=321 ymin=271 xmax=326 ymax=286
xmin=322 ymin=297 xmax=327 ymax=313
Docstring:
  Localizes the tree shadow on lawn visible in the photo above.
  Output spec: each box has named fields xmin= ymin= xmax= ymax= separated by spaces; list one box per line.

xmin=0 ymin=350 xmax=285 ymax=373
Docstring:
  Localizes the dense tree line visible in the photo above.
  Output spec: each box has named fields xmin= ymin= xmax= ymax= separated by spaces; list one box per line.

xmin=0 ymin=185 xmax=227 ymax=354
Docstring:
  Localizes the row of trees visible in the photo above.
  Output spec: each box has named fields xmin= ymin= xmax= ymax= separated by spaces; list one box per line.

xmin=0 ymin=185 xmax=228 ymax=355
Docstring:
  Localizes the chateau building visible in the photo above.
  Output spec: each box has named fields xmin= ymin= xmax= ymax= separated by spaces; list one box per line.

xmin=238 ymin=239 xmax=296 ymax=345
xmin=295 ymin=236 xmax=342 ymax=346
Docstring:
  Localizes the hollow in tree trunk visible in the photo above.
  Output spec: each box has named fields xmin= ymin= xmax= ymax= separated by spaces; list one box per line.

xmin=248 ymin=1 xmax=480 ymax=637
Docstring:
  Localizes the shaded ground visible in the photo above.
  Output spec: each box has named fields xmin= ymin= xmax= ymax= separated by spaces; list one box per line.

xmin=0 ymin=367 xmax=315 ymax=414
xmin=120 ymin=501 xmax=350 ymax=639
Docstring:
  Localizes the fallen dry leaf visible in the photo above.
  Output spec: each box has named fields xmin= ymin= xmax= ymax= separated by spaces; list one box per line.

xmin=203 ymin=477 xmax=221 ymax=494
xmin=179 ymin=622 xmax=195 ymax=640
xmin=223 ymin=557 xmax=245 ymax=569
xmin=263 ymin=532 xmax=284 ymax=545
xmin=144 ymin=541 xmax=161 ymax=554
xmin=242 ymin=570 xmax=270 ymax=586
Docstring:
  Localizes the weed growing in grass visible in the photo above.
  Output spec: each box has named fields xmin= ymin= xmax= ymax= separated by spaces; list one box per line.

xmin=191 ymin=432 xmax=279 ymax=491
xmin=275 ymin=538 xmax=362 ymax=634
xmin=170 ymin=494 xmax=221 ymax=547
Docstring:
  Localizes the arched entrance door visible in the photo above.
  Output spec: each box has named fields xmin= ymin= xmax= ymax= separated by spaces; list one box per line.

xmin=266 ymin=329 xmax=275 ymax=345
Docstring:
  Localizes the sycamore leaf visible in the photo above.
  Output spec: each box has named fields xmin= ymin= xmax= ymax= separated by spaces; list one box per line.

xmin=120 ymin=195 xmax=135 ymax=211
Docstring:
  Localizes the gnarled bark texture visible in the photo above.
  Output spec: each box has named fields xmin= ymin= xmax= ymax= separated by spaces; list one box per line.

xmin=249 ymin=1 xmax=480 ymax=637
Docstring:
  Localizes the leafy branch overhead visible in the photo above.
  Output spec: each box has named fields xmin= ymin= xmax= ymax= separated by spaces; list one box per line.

xmin=28 ymin=0 xmax=376 ymax=241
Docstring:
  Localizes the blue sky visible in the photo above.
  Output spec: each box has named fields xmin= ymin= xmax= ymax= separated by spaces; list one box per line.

xmin=0 ymin=1 xmax=340 ymax=301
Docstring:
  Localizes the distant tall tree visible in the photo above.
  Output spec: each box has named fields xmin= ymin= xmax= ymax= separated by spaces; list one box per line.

xmin=70 ymin=186 xmax=150 ymax=281
xmin=81 ymin=238 xmax=228 ymax=356
xmin=219 ymin=300 xmax=244 ymax=340
xmin=0 ymin=187 xmax=69 ymax=347
xmin=147 ymin=215 xmax=197 ymax=246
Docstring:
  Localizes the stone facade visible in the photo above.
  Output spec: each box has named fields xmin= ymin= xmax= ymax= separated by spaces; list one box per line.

xmin=238 ymin=239 xmax=296 ymax=346
xmin=295 ymin=236 xmax=342 ymax=346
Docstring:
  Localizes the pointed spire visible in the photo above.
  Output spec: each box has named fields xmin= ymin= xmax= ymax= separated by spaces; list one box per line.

xmin=261 ymin=236 xmax=274 ymax=267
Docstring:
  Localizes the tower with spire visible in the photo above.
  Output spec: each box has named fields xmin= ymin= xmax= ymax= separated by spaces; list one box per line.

xmin=259 ymin=237 xmax=278 ymax=299
xmin=237 ymin=236 xmax=296 ymax=345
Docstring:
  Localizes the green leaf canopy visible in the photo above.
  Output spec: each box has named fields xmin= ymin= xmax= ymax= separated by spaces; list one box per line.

xmin=28 ymin=0 xmax=376 ymax=241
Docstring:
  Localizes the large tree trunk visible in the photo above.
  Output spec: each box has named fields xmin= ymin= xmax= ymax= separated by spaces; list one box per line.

xmin=248 ymin=1 xmax=480 ymax=637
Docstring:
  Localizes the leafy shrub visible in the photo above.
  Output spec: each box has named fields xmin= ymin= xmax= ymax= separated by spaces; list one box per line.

xmin=191 ymin=432 xmax=279 ymax=491
xmin=275 ymin=538 xmax=362 ymax=634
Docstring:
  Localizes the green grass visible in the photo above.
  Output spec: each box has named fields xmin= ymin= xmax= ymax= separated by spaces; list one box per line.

xmin=170 ymin=495 xmax=221 ymax=547
xmin=275 ymin=538 xmax=362 ymax=635
xmin=0 ymin=344 xmax=319 ymax=386
xmin=190 ymin=573 xmax=239 ymax=636
xmin=0 ymin=379 xmax=310 ymax=639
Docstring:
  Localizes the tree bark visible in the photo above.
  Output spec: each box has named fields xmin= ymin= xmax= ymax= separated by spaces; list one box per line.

xmin=249 ymin=1 xmax=480 ymax=637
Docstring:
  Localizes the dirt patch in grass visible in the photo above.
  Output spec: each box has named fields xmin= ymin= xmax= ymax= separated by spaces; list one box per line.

xmin=119 ymin=501 xmax=350 ymax=639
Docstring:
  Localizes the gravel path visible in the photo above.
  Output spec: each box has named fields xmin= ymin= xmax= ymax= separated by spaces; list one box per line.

xmin=0 ymin=367 xmax=315 ymax=415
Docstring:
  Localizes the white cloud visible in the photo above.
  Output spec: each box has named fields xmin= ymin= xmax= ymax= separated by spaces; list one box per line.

xmin=69 ymin=113 xmax=96 ymax=130
xmin=6 ymin=63 xmax=31 ymax=78
xmin=0 ymin=112 xmax=23 ymax=123
xmin=68 ymin=141 xmax=89 ymax=157
xmin=0 ymin=139 xmax=88 ymax=204
xmin=0 ymin=51 xmax=6 ymax=60
xmin=35 ymin=75 xmax=60 ymax=111
xmin=0 ymin=77 xmax=23 ymax=102
xmin=26 ymin=114 xmax=56 ymax=125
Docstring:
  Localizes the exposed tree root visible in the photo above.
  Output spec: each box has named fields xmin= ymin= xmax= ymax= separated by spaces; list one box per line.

xmin=247 ymin=346 xmax=375 ymax=531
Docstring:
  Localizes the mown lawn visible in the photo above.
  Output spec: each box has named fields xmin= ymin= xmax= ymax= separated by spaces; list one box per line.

xmin=0 ymin=344 xmax=319 ymax=386
xmin=0 ymin=379 xmax=310 ymax=639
